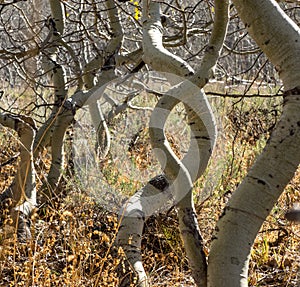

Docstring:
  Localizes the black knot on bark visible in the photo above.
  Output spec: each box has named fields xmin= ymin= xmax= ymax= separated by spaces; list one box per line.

xmin=149 ymin=174 xmax=169 ymax=191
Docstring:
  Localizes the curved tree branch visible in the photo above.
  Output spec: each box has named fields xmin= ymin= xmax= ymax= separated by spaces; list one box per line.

xmin=142 ymin=1 xmax=195 ymax=77
xmin=208 ymin=1 xmax=300 ymax=286
xmin=117 ymin=0 xmax=229 ymax=286
xmin=83 ymin=0 xmax=123 ymax=159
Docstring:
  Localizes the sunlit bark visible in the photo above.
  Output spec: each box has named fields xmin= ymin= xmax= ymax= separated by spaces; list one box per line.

xmin=0 ymin=114 xmax=36 ymax=240
xmin=208 ymin=1 xmax=300 ymax=286
xmin=39 ymin=0 xmax=123 ymax=201
xmin=83 ymin=0 xmax=123 ymax=159
xmin=37 ymin=0 xmax=68 ymax=201
xmin=117 ymin=1 xmax=229 ymax=286
xmin=142 ymin=1 xmax=194 ymax=77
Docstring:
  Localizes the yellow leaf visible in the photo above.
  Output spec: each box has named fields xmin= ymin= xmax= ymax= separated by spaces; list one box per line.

xmin=134 ymin=13 xmax=140 ymax=20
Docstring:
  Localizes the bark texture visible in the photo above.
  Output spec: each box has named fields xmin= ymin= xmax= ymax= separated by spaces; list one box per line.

xmin=39 ymin=0 xmax=122 ymax=202
xmin=142 ymin=1 xmax=194 ymax=77
xmin=38 ymin=0 xmax=68 ymax=201
xmin=117 ymin=1 xmax=229 ymax=286
xmin=208 ymin=1 xmax=300 ymax=286
xmin=0 ymin=114 xmax=36 ymax=240
xmin=83 ymin=0 xmax=122 ymax=159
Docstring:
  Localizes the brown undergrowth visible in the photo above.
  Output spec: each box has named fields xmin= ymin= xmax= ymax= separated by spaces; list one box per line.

xmin=0 ymin=95 xmax=299 ymax=286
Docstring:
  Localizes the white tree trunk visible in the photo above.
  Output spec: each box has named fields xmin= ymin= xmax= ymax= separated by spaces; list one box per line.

xmin=38 ymin=0 xmax=68 ymax=201
xmin=34 ymin=0 xmax=67 ymax=156
xmin=142 ymin=1 xmax=194 ymax=77
xmin=0 ymin=114 xmax=36 ymax=240
xmin=41 ymin=70 xmax=117 ymax=201
xmin=208 ymin=1 xmax=300 ymax=286
xmin=84 ymin=0 xmax=123 ymax=159
xmin=117 ymin=1 xmax=229 ymax=286
xmin=117 ymin=84 xmax=217 ymax=287
xmin=40 ymin=0 xmax=123 ymax=201
xmin=149 ymin=85 xmax=214 ymax=287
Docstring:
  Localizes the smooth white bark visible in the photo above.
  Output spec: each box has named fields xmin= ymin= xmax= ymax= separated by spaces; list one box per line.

xmin=150 ymin=87 xmax=212 ymax=287
xmin=193 ymin=0 xmax=230 ymax=87
xmin=208 ymin=93 xmax=300 ymax=287
xmin=232 ymin=0 xmax=300 ymax=90
xmin=38 ymin=0 xmax=68 ymax=200
xmin=117 ymin=1 xmax=229 ymax=286
xmin=0 ymin=114 xmax=36 ymax=239
xmin=34 ymin=0 xmax=67 ymax=156
xmin=40 ymin=0 xmax=123 ymax=200
xmin=33 ymin=27 xmax=67 ymax=154
xmin=208 ymin=1 xmax=300 ymax=286
xmin=84 ymin=0 xmax=123 ymax=159
xmin=142 ymin=1 xmax=194 ymax=77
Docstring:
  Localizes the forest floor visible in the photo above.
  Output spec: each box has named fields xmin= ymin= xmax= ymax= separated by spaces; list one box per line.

xmin=0 ymin=92 xmax=299 ymax=286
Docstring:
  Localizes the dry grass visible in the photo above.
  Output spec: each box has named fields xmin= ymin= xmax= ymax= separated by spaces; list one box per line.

xmin=0 ymin=93 xmax=300 ymax=286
